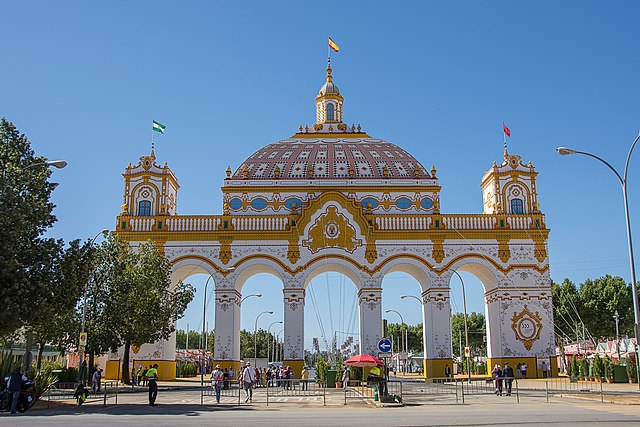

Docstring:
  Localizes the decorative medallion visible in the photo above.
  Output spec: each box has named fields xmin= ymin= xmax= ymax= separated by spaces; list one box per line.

xmin=302 ymin=206 xmax=362 ymax=253
xmin=511 ymin=304 xmax=542 ymax=350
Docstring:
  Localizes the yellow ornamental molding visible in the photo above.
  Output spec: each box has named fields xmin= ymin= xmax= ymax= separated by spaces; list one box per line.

xmin=302 ymin=206 xmax=362 ymax=254
xmin=497 ymin=238 xmax=511 ymax=263
xmin=432 ymin=239 xmax=445 ymax=264
xmin=365 ymin=241 xmax=378 ymax=264
xmin=287 ymin=240 xmax=301 ymax=264
xmin=511 ymin=304 xmax=543 ymax=351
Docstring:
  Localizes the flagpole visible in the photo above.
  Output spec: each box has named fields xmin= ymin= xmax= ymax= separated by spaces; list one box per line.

xmin=502 ymin=121 xmax=507 ymax=152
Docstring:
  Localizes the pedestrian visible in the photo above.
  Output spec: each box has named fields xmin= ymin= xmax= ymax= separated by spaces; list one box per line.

xmin=445 ymin=364 xmax=451 ymax=379
xmin=6 ymin=367 xmax=27 ymax=414
xmin=492 ymin=364 xmax=503 ymax=396
xmin=223 ymin=368 xmax=229 ymax=390
xmin=242 ymin=361 xmax=256 ymax=403
xmin=541 ymin=361 xmax=548 ymax=378
xmin=341 ymin=367 xmax=350 ymax=391
xmin=502 ymin=363 xmax=514 ymax=396
xmin=301 ymin=366 xmax=309 ymax=391
xmin=520 ymin=363 xmax=527 ymax=379
xmin=146 ymin=363 xmax=159 ymax=406
xmin=91 ymin=368 xmax=102 ymax=393
xmin=210 ymin=364 xmax=223 ymax=403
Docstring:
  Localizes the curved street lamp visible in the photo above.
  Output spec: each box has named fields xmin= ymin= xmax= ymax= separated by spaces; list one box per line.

xmin=254 ymin=311 xmax=274 ymax=365
xmin=557 ymin=134 xmax=640 ymax=388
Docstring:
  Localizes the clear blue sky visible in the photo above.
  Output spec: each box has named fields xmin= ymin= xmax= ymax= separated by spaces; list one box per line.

xmin=3 ymin=1 xmax=640 ymax=351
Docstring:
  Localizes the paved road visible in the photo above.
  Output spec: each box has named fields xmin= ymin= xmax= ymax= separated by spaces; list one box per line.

xmin=2 ymin=388 xmax=640 ymax=426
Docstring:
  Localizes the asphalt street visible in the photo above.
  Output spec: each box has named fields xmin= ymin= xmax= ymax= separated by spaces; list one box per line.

xmin=2 ymin=387 xmax=640 ymax=426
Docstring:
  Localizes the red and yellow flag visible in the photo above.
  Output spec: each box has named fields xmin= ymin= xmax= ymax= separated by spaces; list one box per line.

xmin=328 ymin=37 xmax=339 ymax=52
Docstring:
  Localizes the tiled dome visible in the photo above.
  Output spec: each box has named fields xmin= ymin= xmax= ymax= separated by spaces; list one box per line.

xmin=232 ymin=137 xmax=431 ymax=180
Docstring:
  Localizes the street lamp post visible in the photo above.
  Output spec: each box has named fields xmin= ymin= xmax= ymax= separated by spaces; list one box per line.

xmin=614 ymin=310 xmax=621 ymax=362
xmin=557 ymin=135 xmax=640 ymax=388
xmin=385 ymin=309 xmax=406 ymax=373
xmin=254 ymin=311 xmax=273 ymax=366
xmin=267 ymin=320 xmax=283 ymax=363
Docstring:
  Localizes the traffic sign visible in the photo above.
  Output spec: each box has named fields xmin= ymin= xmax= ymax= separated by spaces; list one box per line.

xmin=464 ymin=346 xmax=470 ymax=357
xmin=377 ymin=338 xmax=392 ymax=353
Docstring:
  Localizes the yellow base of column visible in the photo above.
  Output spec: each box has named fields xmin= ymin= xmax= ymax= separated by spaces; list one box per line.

xmin=104 ymin=359 xmax=176 ymax=381
xmin=212 ymin=360 xmax=241 ymax=375
xmin=424 ymin=358 xmax=454 ymax=379
xmin=487 ymin=356 xmax=556 ymax=378
xmin=283 ymin=360 xmax=305 ymax=379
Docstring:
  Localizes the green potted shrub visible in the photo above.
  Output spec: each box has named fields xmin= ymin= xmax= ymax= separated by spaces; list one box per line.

xmin=592 ymin=355 xmax=603 ymax=382
xmin=626 ymin=356 xmax=637 ymax=384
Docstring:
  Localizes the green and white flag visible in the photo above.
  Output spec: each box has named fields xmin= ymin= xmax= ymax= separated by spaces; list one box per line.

xmin=152 ymin=120 xmax=166 ymax=134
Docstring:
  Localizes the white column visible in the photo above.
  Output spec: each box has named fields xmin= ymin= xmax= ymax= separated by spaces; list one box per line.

xmin=422 ymin=287 xmax=453 ymax=377
xmin=359 ymin=287 xmax=382 ymax=355
xmin=213 ymin=288 xmax=241 ymax=363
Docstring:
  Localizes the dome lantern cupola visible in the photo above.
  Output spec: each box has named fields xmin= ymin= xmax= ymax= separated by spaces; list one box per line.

xmin=315 ymin=61 xmax=344 ymax=127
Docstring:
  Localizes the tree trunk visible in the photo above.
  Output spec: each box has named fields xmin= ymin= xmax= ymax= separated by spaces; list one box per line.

xmin=121 ymin=340 xmax=131 ymax=384
xmin=36 ymin=342 xmax=45 ymax=372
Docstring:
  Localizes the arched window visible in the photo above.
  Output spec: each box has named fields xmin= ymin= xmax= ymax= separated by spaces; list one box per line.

xmin=326 ymin=103 xmax=335 ymax=121
xmin=138 ymin=200 xmax=152 ymax=216
xmin=511 ymin=198 xmax=524 ymax=214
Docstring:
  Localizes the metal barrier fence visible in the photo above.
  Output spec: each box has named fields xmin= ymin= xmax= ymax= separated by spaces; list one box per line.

xmin=201 ymin=379 xmax=241 ymax=405
xmin=400 ymin=377 xmax=459 ymax=404
xmin=460 ymin=377 xmax=519 ymax=403
xmin=44 ymin=380 xmax=119 ymax=407
xmin=266 ymin=379 xmax=325 ymax=406
xmin=544 ymin=377 xmax=603 ymax=403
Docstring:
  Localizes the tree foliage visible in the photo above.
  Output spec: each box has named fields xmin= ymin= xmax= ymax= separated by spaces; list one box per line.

xmin=552 ymin=275 xmax=635 ymax=342
xmin=451 ymin=312 xmax=486 ymax=357
xmin=87 ymin=235 xmax=194 ymax=383
xmin=0 ymin=118 xmax=58 ymax=336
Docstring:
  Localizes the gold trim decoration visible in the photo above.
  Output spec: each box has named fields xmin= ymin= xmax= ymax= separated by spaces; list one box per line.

xmin=511 ymin=304 xmax=542 ymax=350
xmin=302 ymin=206 xmax=362 ymax=254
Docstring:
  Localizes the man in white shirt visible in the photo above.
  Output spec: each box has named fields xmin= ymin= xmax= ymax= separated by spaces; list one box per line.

xmin=242 ymin=362 xmax=256 ymax=403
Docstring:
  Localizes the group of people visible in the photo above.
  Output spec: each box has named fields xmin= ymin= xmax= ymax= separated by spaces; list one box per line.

xmin=491 ymin=362 xmax=515 ymax=396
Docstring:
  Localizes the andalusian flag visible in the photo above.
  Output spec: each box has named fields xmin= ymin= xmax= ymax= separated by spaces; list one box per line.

xmin=328 ymin=37 xmax=339 ymax=52
xmin=152 ymin=120 xmax=166 ymax=134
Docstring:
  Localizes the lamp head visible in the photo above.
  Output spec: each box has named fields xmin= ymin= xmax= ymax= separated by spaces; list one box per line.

xmin=556 ymin=147 xmax=577 ymax=156
xmin=47 ymin=160 xmax=68 ymax=169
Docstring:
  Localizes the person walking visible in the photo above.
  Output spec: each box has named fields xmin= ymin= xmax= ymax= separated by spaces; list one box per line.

xmin=492 ymin=364 xmax=503 ymax=396
xmin=146 ymin=363 xmax=159 ymax=406
xmin=91 ymin=368 xmax=102 ymax=393
xmin=210 ymin=364 xmax=223 ymax=403
xmin=242 ymin=362 xmax=256 ymax=403
xmin=341 ymin=367 xmax=350 ymax=391
xmin=7 ymin=367 xmax=27 ymax=414
xmin=301 ymin=366 xmax=309 ymax=391
xmin=502 ymin=363 xmax=514 ymax=396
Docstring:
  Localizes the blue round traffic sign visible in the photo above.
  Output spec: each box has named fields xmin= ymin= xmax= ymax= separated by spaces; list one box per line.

xmin=377 ymin=338 xmax=392 ymax=353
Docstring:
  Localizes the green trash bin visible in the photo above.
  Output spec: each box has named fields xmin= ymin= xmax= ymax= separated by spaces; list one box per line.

xmin=326 ymin=369 xmax=338 ymax=388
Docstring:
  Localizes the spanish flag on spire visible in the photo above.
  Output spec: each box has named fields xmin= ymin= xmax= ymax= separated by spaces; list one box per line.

xmin=328 ymin=37 xmax=339 ymax=52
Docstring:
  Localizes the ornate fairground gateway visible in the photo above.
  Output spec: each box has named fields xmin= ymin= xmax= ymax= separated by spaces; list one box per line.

xmin=108 ymin=62 xmax=557 ymax=380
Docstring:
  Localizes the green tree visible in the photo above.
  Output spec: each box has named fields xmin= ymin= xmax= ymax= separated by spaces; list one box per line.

xmin=451 ymin=312 xmax=486 ymax=357
xmin=27 ymin=239 xmax=96 ymax=370
xmin=579 ymin=275 xmax=633 ymax=339
xmin=240 ymin=329 xmax=277 ymax=360
xmin=0 ymin=118 xmax=58 ymax=336
xmin=90 ymin=236 xmax=194 ymax=384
